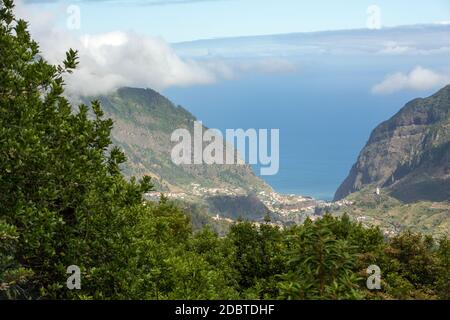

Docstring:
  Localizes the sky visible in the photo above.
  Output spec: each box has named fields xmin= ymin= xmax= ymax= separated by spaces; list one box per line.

xmin=14 ymin=0 xmax=450 ymax=98
xmin=23 ymin=0 xmax=450 ymax=42
xmin=15 ymin=0 xmax=450 ymax=96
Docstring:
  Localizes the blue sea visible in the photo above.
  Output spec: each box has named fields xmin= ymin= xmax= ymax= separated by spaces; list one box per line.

xmin=164 ymin=64 xmax=440 ymax=200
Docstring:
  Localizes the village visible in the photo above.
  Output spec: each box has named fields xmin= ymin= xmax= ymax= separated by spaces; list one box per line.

xmin=145 ymin=183 xmax=357 ymax=226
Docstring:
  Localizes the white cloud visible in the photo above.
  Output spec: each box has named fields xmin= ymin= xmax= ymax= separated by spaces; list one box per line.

xmin=65 ymin=31 xmax=218 ymax=96
xmin=372 ymin=66 xmax=450 ymax=95
xmin=15 ymin=2 xmax=218 ymax=96
xmin=14 ymin=1 xmax=296 ymax=97
xmin=434 ymin=21 xmax=450 ymax=25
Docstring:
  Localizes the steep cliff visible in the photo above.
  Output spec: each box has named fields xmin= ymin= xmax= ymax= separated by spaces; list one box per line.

xmin=335 ymin=85 xmax=450 ymax=203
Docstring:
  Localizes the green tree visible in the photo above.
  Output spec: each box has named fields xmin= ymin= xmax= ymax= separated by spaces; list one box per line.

xmin=436 ymin=237 xmax=450 ymax=299
xmin=0 ymin=0 xmax=152 ymax=298
xmin=278 ymin=216 xmax=363 ymax=300
xmin=379 ymin=232 xmax=442 ymax=299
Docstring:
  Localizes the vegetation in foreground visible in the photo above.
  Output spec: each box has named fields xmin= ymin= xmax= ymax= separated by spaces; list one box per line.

xmin=0 ymin=0 xmax=449 ymax=300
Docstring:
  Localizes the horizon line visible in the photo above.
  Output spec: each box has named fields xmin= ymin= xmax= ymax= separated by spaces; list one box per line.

xmin=172 ymin=22 xmax=450 ymax=45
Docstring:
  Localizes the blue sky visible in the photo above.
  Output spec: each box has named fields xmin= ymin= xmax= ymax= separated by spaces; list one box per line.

xmin=25 ymin=0 xmax=450 ymax=42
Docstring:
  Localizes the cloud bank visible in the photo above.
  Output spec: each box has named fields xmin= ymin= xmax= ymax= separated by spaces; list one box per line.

xmin=174 ymin=25 xmax=450 ymax=59
xmin=372 ymin=66 xmax=450 ymax=95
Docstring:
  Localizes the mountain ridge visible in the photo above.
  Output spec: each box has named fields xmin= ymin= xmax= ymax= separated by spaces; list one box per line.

xmin=334 ymin=85 xmax=450 ymax=202
xmin=88 ymin=86 xmax=271 ymax=194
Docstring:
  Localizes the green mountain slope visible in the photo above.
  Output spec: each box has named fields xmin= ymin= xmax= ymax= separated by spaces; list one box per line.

xmin=337 ymin=189 xmax=450 ymax=237
xmin=89 ymin=87 xmax=271 ymax=194
xmin=335 ymin=85 xmax=450 ymax=203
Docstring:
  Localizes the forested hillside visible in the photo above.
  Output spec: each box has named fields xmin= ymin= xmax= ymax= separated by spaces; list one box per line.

xmin=87 ymin=87 xmax=269 ymax=193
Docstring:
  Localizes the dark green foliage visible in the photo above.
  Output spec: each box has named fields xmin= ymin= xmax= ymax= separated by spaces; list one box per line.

xmin=227 ymin=221 xmax=286 ymax=298
xmin=278 ymin=217 xmax=362 ymax=300
xmin=377 ymin=232 xmax=446 ymax=299
xmin=436 ymin=237 xmax=450 ymax=299
xmin=0 ymin=0 xmax=154 ymax=298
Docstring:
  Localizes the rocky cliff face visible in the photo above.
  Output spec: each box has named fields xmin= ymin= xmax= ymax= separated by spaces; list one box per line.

xmin=334 ymin=85 xmax=450 ymax=203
